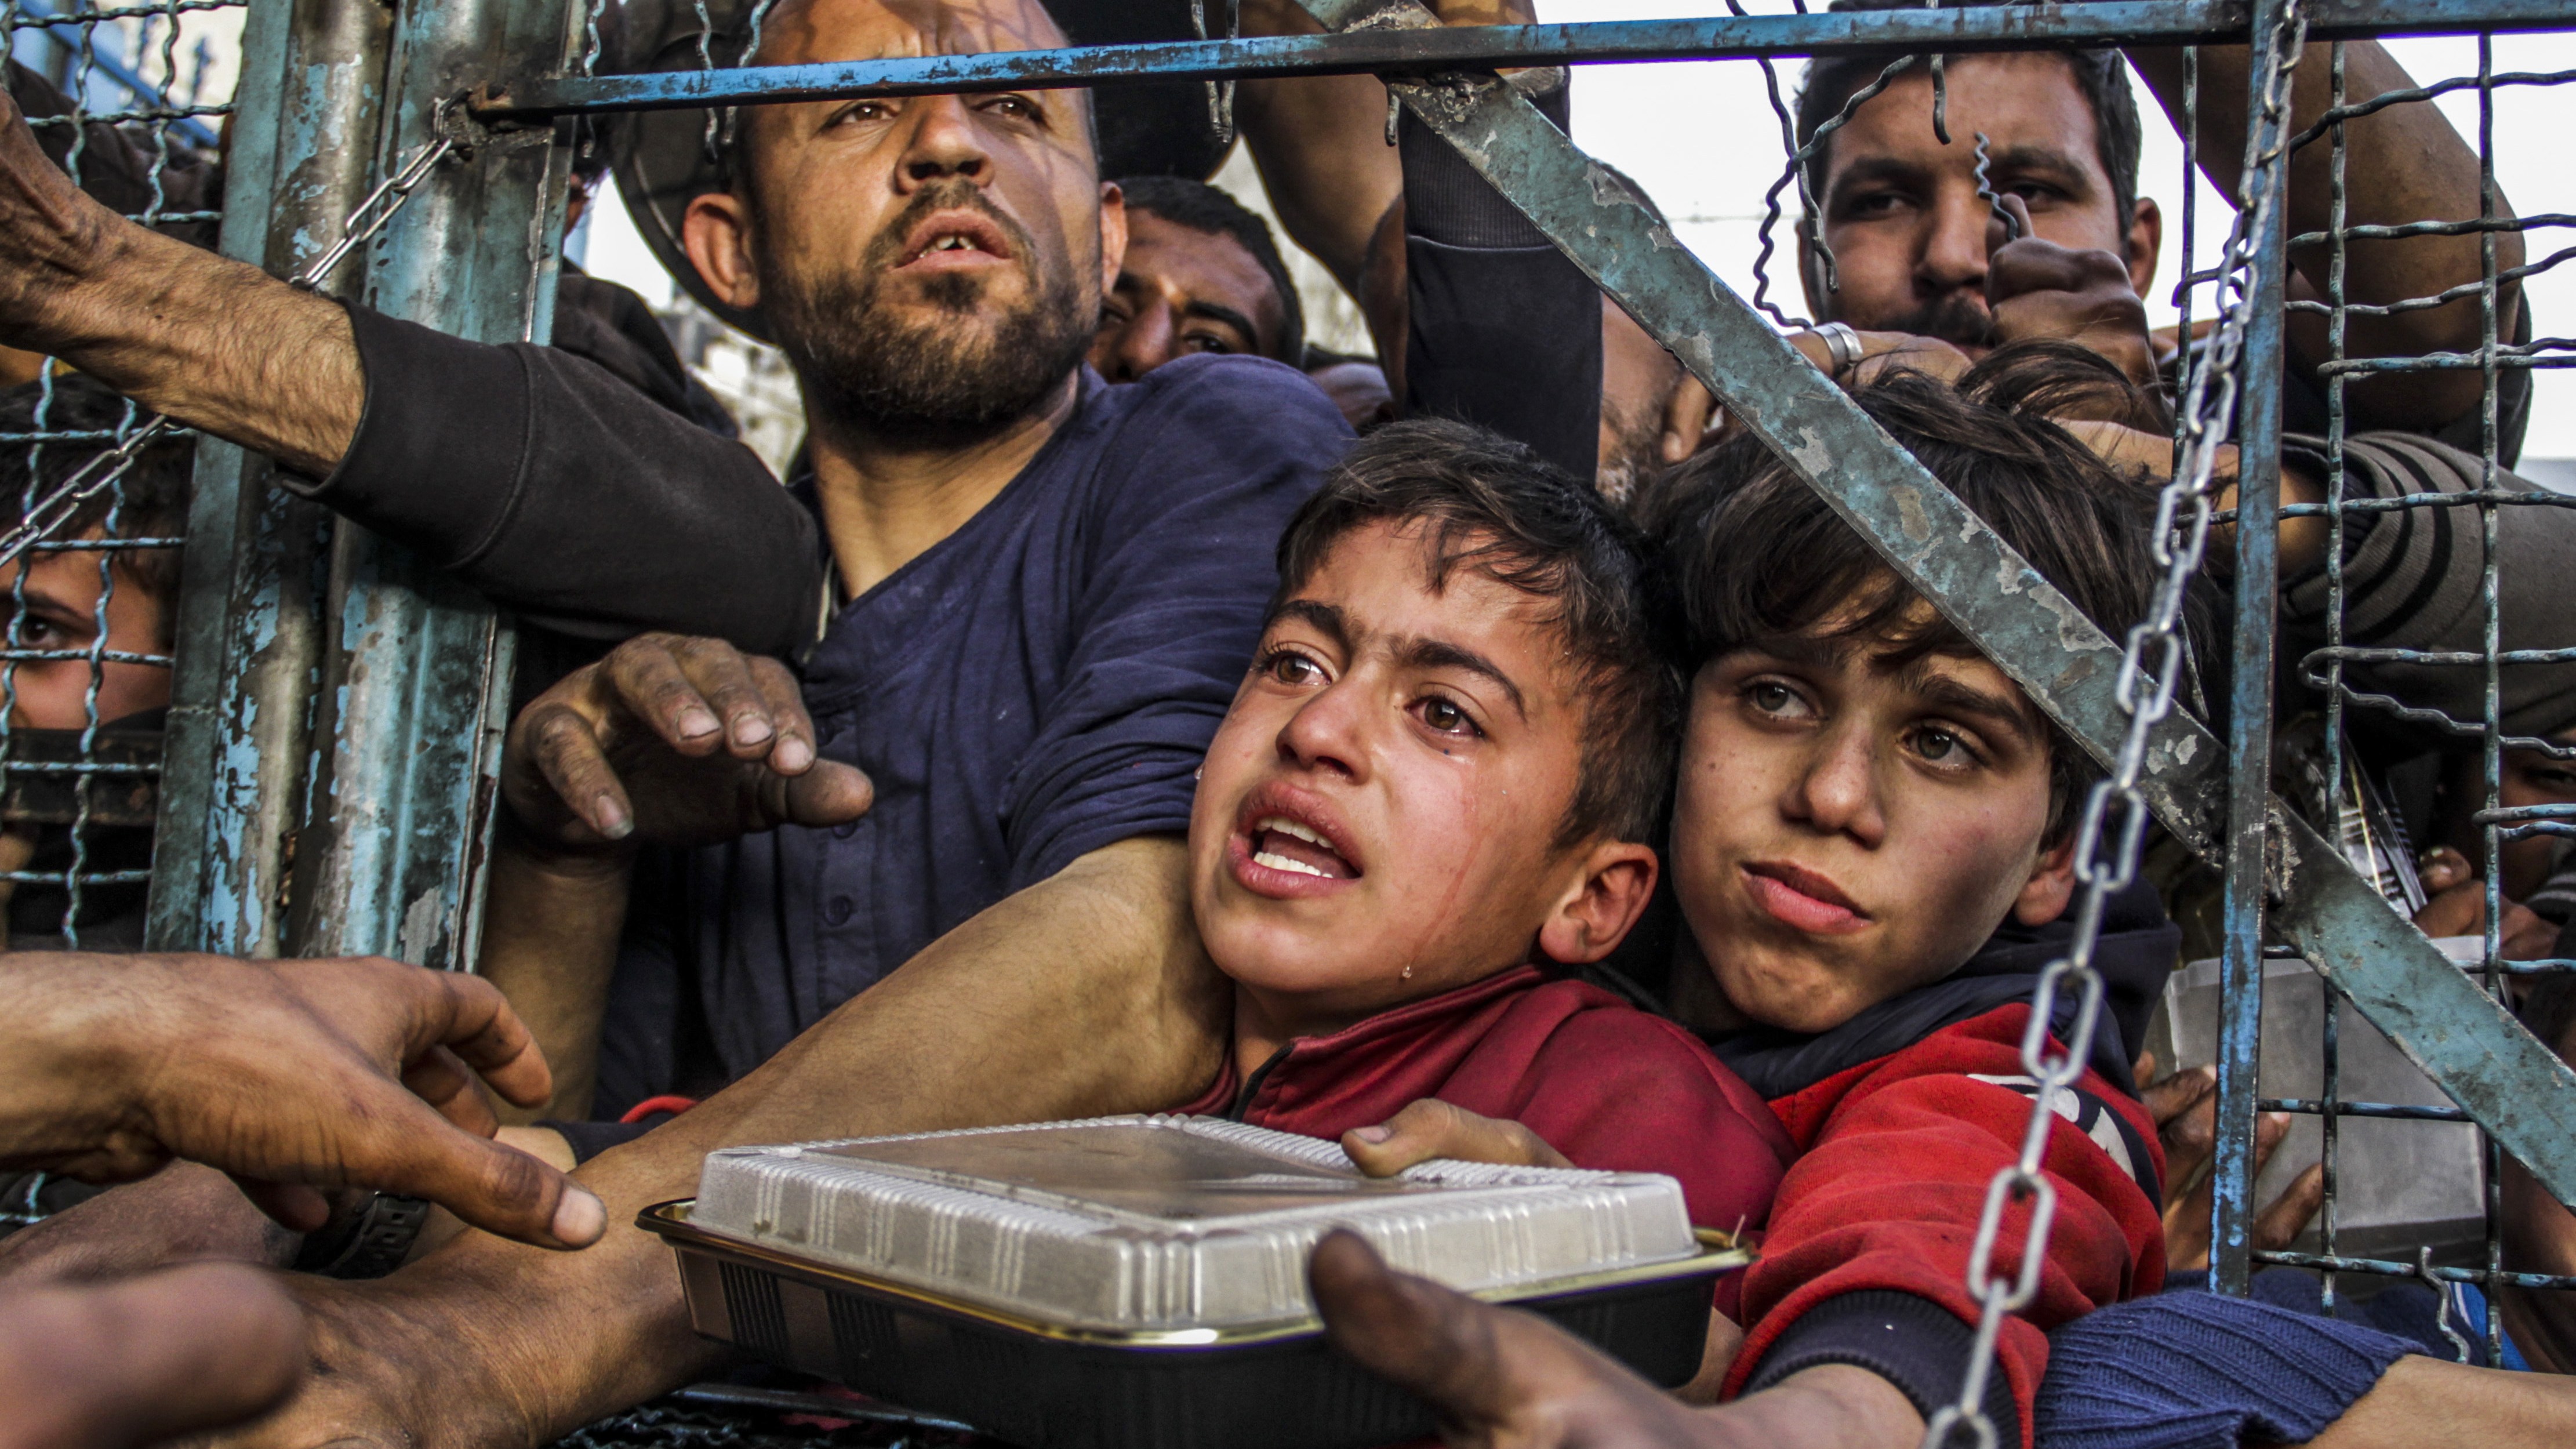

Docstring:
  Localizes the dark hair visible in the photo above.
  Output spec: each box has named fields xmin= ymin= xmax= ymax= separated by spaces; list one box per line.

xmin=0 ymin=375 xmax=193 ymax=628
xmin=1793 ymin=2 xmax=2142 ymax=247
xmin=1114 ymin=175 xmax=1306 ymax=366
xmin=1650 ymin=344 xmax=2164 ymax=840
xmin=1276 ymin=418 xmax=1680 ymax=848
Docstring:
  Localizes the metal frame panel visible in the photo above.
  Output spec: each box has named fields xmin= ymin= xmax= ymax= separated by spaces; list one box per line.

xmin=146 ymin=0 xmax=387 ymax=957
xmin=279 ymin=0 xmax=573 ymax=968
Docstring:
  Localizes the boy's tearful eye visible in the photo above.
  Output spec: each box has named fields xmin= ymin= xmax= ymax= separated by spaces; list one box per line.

xmin=1415 ymin=695 xmax=1479 ymax=739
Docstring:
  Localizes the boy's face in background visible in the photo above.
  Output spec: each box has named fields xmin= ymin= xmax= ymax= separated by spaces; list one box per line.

xmin=0 ymin=528 xmax=168 ymax=730
xmin=1189 ymin=520 xmax=1650 ymax=1037
xmin=1669 ymin=620 xmax=2076 ymax=1034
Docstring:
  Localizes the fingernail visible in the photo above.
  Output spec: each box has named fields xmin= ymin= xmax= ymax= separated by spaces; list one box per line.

xmin=732 ymin=716 xmax=773 ymax=748
xmin=595 ymin=795 xmax=632 ymax=841
xmin=774 ymin=736 xmax=812 ymax=772
xmin=1351 ymin=1125 xmax=1392 ymax=1144
xmin=677 ymin=707 xmax=720 ymax=739
xmin=553 ymin=1186 xmax=606 ymax=1247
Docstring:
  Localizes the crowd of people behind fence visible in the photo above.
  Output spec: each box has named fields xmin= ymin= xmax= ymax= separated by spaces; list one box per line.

xmin=1 ymin=0 xmax=2575 ymax=1447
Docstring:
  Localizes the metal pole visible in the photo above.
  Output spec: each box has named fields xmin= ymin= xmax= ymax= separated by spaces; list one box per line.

xmin=2211 ymin=0 xmax=2301 ymax=1297
xmin=283 ymin=0 xmax=575 ymax=968
xmin=146 ymin=0 xmax=390 ymax=957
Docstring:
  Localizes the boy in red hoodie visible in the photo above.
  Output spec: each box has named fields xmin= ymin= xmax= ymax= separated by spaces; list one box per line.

xmin=1176 ymin=417 xmax=1793 ymax=1341
xmin=1323 ymin=361 xmax=2177 ymax=1447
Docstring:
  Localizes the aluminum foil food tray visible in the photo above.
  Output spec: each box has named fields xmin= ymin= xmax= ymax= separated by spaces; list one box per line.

xmin=689 ymin=1114 xmax=1698 ymax=1332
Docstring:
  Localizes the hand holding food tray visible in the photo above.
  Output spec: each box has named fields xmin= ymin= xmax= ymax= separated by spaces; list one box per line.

xmin=640 ymin=1114 xmax=1746 ymax=1449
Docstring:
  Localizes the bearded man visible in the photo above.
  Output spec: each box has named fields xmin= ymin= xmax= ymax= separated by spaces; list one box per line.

xmin=0 ymin=0 xmax=1345 ymax=1441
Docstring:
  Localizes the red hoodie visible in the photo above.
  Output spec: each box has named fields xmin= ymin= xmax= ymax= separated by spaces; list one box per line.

xmin=1721 ymin=1003 xmax=2167 ymax=1449
xmin=1182 ymin=964 xmax=1795 ymax=1320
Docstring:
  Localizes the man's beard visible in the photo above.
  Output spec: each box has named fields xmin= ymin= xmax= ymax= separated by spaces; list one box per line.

xmin=1867 ymin=290 xmax=2001 ymax=351
xmin=758 ymin=181 xmax=1095 ymax=448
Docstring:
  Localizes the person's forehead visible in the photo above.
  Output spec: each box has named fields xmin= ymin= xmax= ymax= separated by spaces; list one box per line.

xmin=754 ymin=0 xmax=1066 ymax=66
xmin=1825 ymin=53 xmax=2103 ymax=181
xmin=1122 ymin=213 xmax=1278 ymax=308
xmin=1293 ymin=524 xmax=1570 ymax=684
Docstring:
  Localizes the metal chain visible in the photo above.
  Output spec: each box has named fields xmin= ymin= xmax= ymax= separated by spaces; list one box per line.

xmin=0 ymin=122 xmax=459 ymax=575
xmin=1917 ymin=5 xmax=2309 ymax=1446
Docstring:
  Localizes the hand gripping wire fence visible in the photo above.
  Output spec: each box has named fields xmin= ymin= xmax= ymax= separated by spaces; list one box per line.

xmin=0 ymin=124 xmax=457 ymax=578
xmin=1921 ymin=4 xmax=2310 ymax=1445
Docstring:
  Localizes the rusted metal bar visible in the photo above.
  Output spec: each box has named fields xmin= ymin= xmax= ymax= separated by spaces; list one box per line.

xmin=282 ymin=0 xmax=575 ymax=969
xmin=146 ymin=0 xmax=389 ymax=957
xmin=481 ymin=0 xmax=2576 ymax=119
xmin=2211 ymin=0 xmax=2299 ymax=1297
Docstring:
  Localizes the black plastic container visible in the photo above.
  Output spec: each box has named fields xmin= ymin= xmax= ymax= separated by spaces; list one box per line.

xmin=642 ymin=1201 xmax=1738 ymax=1449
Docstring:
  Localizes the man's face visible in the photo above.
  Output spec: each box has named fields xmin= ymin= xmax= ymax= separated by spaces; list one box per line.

xmin=1091 ymin=208 xmax=1287 ymax=380
xmin=682 ymin=0 xmax=1121 ymax=441
xmin=1189 ymin=521 xmax=1643 ymax=1036
xmin=1669 ymin=623 xmax=2074 ymax=1034
xmin=1805 ymin=54 xmax=2157 ymax=354
xmin=2488 ymin=732 xmax=2576 ymax=902
xmin=0 ymin=533 xmax=169 ymax=731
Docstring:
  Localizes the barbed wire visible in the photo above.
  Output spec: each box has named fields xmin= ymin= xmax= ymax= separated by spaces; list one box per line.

xmin=1919 ymin=3 xmax=2310 ymax=1444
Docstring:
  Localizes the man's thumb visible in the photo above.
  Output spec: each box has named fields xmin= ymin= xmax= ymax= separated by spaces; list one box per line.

xmin=782 ymin=761 xmax=875 ymax=828
xmin=1311 ymin=1230 xmax=1518 ymax=1422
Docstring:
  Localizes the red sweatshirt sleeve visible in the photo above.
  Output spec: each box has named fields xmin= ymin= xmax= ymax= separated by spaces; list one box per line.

xmin=1444 ymin=989 xmax=1796 ymax=1322
xmin=1724 ymin=1006 xmax=2166 ymax=1449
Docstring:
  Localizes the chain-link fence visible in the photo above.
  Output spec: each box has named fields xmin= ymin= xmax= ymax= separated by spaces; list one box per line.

xmin=0 ymin=0 xmax=243 ymax=1236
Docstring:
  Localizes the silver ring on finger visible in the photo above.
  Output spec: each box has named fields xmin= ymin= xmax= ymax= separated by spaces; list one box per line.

xmin=1811 ymin=321 xmax=1865 ymax=379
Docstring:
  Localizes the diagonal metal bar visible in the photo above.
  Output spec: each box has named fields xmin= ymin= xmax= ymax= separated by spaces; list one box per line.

xmin=1280 ymin=0 xmax=2576 ymax=1205
xmin=481 ymin=0 xmax=2576 ymax=119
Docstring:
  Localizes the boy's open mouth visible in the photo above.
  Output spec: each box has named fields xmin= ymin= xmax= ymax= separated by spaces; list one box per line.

xmin=1250 ymin=816 xmax=1360 ymax=880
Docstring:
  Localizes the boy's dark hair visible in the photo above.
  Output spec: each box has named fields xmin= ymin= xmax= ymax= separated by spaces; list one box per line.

xmin=1115 ymin=175 xmax=1306 ymax=366
xmin=1794 ymin=2 xmax=2142 ymax=243
xmin=1276 ymin=417 xmax=1680 ymax=849
xmin=1651 ymin=344 xmax=2163 ymax=841
xmin=0 ymin=375 xmax=193 ymax=625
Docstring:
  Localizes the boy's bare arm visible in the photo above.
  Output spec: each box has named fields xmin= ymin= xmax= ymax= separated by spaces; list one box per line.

xmin=2295 ymin=1354 xmax=2576 ymax=1448
xmin=0 ymin=87 xmax=362 ymax=475
xmin=198 ymin=834 xmax=1231 ymax=1449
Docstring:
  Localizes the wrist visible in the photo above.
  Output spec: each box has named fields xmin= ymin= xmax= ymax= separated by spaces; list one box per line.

xmin=0 ymin=958 xmax=150 ymax=1159
xmin=496 ymin=811 xmax=637 ymax=881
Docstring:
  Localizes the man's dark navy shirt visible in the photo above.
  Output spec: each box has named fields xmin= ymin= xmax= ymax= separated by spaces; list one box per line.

xmin=591 ymin=357 xmax=1349 ymax=1113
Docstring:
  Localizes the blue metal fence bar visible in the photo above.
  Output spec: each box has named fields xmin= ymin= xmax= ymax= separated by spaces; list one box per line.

xmin=1259 ymin=0 xmax=2576 ymax=1206
xmin=144 ymin=0 xmax=387 ymax=958
xmin=281 ymin=0 xmax=572 ymax=969
xmin=479 ymin=0 xmax=2576 ymax=118
xmin=2211 ymin=0 xmax=2299 ymax=1299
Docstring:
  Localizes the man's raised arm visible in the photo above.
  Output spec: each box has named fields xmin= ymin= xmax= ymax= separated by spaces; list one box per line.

xmin=0 ymin=88 xmax=823 ymax=654
xmin=2126 ymin=42 xmax=2520 ymax=435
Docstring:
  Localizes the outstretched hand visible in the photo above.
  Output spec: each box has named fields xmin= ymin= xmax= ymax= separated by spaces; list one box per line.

xmin=0 ymin=1262 xmax=304 ymax=1449
xmin=0 ymin=83 xmax=116 ymax=346
xmin=1310 ymin=1233 xmax=1924 ymax=1449
xmin=503 ymin=632 xmax=874 ymax=855
xmin=0 ymin=952 xmax=605 ymax=1250
xmin=1342 ymin=1098 xmax=1575 ymax=1178
xmin=2137 ymin=1056 xmax=2324 ymax=1272
xmin=1983 ymin=197 xmax=2160 ymax=401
